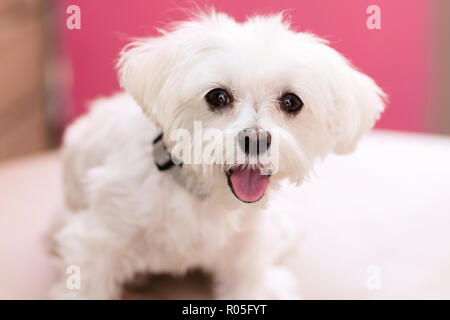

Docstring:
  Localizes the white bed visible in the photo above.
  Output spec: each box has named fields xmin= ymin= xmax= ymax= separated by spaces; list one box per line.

xmin=1 ymin=130 xmax=449 ymax=299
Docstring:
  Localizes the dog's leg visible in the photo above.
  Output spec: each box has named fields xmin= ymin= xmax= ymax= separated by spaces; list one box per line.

xmin=49 ymin=212 xmax=138 ymax=299
xmin=212 ymin=232 xmax=301 ymax=300
xmin=214 ymin=266 xmax=300 ymax=300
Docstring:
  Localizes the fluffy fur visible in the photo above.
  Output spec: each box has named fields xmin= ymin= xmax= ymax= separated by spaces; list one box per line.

xmin=50 ymin=10 xmax=385 ymax=299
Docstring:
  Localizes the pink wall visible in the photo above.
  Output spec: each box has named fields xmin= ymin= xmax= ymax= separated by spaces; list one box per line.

xmin=58 ymin=0 xmax=432 ymax=132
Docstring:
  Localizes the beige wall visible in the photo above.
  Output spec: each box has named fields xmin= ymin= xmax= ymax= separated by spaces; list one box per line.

xmin=0 ymin=0 xmax=51 ymax=161
xmin=431 ymin=0 xmax=450 ymax=134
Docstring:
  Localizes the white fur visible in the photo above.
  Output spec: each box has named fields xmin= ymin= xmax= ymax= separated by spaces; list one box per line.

xmin=50 ymin=11 xmax=384 ymax=299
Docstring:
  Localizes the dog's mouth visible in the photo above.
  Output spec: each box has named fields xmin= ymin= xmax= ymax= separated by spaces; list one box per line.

xmin=226 ymin=166 xmax=270 ymax=203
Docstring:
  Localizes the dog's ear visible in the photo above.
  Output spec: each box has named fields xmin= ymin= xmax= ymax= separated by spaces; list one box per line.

xmin=328 ymin=60 xmax=386 ymax=154
xmin=117 ymin=36 xmax=176 ymax=126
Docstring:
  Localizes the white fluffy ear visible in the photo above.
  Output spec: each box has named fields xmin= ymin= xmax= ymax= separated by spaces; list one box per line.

xmin=330 ymin=65 xmax=386 ymax=154
xmin=117 ymin=36 xmax=175 ymax=126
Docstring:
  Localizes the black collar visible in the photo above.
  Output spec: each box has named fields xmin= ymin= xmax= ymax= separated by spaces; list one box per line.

xmin=152 ymin=133 xmax=180 ymax=171
xmin=152 ymin=133 xmax=208 ymax=199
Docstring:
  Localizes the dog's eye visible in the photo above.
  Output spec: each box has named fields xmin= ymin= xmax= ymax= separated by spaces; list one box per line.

xmin=205 ymin=88 xmax=232 ymax=109
xmin=279 ymin=93 xmax=304 ymax=114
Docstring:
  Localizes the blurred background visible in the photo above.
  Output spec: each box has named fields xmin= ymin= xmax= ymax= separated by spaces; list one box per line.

xmin=1 ymin=0 xmax=449 ymax=299
xmin=0 ymin=0 xmax=449 ymax=162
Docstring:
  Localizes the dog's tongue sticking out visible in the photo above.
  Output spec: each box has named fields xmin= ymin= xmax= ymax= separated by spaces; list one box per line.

xmin=229 ymin=167 xmax=269 ymax=203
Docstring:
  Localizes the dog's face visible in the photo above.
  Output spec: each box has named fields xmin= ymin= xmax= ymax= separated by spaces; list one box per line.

xmin=118 ymin=11 xmax=385 ymax=205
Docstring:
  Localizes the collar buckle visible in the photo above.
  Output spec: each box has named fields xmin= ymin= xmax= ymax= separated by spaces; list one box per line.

xmin=152 ymin=133 xmax=176 ymax=171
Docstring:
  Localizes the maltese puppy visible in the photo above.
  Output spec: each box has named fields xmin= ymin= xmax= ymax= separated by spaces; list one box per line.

xmin=50 ymin=10 xmax=385 ymax=299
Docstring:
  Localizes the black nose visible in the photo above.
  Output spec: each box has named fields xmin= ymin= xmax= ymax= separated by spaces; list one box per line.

xmin=238 ymin=128 xmax=272 ymax=156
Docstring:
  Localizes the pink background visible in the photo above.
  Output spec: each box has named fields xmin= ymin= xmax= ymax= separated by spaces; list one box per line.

xmin=58 ymin=0 xmax=433 ymax=133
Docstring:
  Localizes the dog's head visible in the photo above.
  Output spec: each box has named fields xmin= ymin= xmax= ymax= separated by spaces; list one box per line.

xmin=117 ymin=11 xmax=385 ymax=206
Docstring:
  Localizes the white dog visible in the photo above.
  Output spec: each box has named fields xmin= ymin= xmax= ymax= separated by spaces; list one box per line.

xmin=50 ymin=10 xmax=385 ymax=299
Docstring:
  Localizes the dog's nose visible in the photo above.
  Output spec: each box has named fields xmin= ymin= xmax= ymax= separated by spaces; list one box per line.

xmin=238 ymin=128 xmax=271 ymax=156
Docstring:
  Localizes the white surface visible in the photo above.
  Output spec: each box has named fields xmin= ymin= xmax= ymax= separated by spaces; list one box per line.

xmin=0 ymin=130 xmax=449 ymax=299
xmin=281 ymin=130 xmax=450 ymax=298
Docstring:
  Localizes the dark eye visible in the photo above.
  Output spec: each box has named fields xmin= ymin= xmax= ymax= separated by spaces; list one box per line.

xmin=205 ymin=88 xmax=232 ymax=109
xmin=279 ymin=93 xmax=304 ymax=114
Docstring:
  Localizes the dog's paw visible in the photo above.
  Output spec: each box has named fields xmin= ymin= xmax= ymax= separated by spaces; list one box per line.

xmin=214 ymin=266 xmax=302 ymax=300
xmin=49 ymin=282 xmax=85 ymax=300
xmin=261 ymin=266 xmax=302 ymax=299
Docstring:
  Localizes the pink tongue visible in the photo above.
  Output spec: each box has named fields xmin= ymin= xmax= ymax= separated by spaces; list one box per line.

xmin=230 ymin=167 xmax=269 ymax=203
